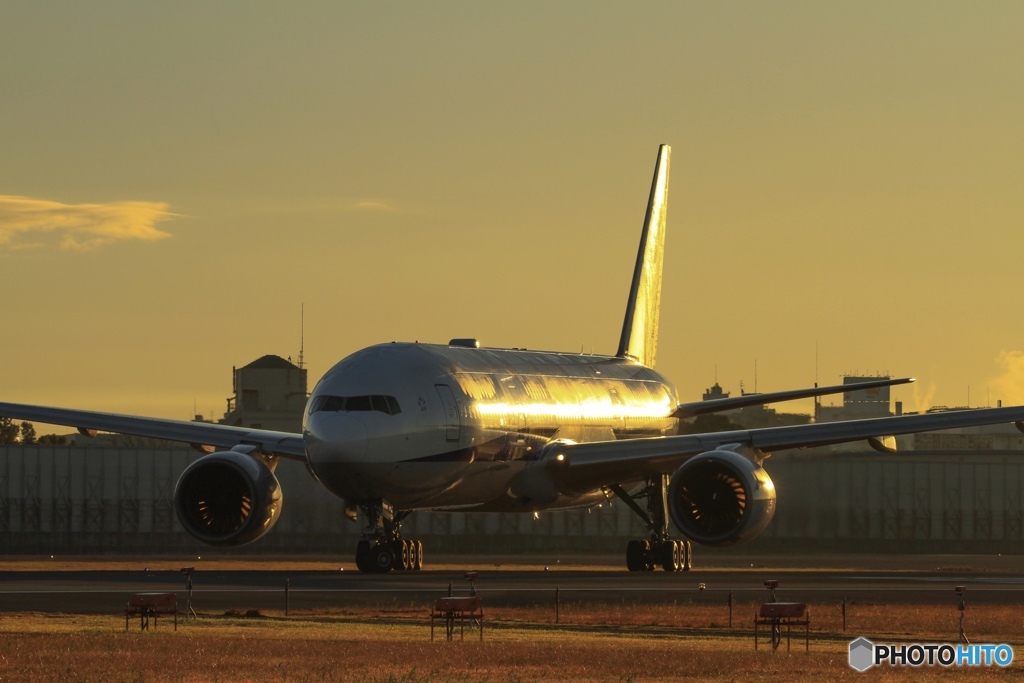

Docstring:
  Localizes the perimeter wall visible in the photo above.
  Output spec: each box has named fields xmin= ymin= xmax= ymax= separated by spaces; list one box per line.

xmin=1 ymin=445 xmax=1022 ymax=555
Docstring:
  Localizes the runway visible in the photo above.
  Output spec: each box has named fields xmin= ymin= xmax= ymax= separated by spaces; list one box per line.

xmin=2 ymin=554 xmax=1023 ymax=613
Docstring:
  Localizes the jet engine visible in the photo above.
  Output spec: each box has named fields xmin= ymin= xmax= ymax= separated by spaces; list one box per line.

xmin=174 ymin=451 xmax=283 ymax=546
xmin=667 ymin=449 xmax=776 ymax=546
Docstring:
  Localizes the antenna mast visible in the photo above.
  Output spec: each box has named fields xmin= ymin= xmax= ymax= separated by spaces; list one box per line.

xmin=298 ymin=303 xmax=305 ymax=369
xmin=814 ymin=342 xmax=820 ymax=420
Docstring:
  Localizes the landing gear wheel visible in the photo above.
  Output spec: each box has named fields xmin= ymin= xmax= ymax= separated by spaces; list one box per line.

xmin=371 ymin=544 xmax=396 ymax=573
xmin=355 ymin=540 xmax=371 ymax=572
xmin=412 ymin=540 xmax=424 ymax=570
xmin=683 ymin=540 xmax=692 ymax=571
xmin=406 ymin=540 xmax=417 ymax=570
xmin=645 ymin=548 xmax=656 ymax=572
xmin=660 ymin=541 xmax=679 ymax=572
xmin=626 ymin=539 xmax=646 ymax=572
xmin=397 ymin=540 xmax=411 ymax=571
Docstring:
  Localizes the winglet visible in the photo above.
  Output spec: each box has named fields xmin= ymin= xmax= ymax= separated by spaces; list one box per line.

xmin=616 ymin=144 xmax=671 ymax=367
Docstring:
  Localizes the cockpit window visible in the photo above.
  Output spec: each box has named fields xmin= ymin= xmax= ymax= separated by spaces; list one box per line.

xmin=346 ymin=395 xmax=372 ymax=411
xmin=309 ymin=394 xmax=401 ymax=416
xmin=322 ymin=396 xmax=346 ymax=412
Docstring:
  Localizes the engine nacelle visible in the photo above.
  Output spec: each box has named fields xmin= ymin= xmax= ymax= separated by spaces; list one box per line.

xmin=667 ymin=449 xmax=776 ymax=547
xmin=174 ymin=451 xmax=283 ymax=546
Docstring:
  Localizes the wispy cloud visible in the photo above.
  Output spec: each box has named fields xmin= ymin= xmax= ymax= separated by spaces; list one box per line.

xmin=911 ymin=380 xmax=938 ymax=414
xmin=988 ymin=350 xmax=1024 ymax=407
xmin=0 ymin=195 xmax=176 ymax=251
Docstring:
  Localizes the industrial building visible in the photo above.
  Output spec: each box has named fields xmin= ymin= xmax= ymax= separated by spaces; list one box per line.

xmin=815 ymin=375 xmax=900 ymax=422
xmin=216 ymin=355 xmax=308 ymax=432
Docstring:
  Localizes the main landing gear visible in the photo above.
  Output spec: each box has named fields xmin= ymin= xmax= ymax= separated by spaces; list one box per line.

xmin=353 ymin=501 xmax=425 ymax=573
xmin=613 ymin=474 xmax=693 ymax=572
xmin=625 ymin=538 xmax=691 ymax=572
xmin=355 ymin=538 xmax=423 ymax=572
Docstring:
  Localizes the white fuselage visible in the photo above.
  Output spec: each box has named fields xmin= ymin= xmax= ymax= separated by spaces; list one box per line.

xmin=303 ymin=342 xmax=680 ymax=512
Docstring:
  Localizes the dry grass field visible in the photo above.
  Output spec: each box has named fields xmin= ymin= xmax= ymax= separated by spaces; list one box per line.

xmin=3 ymin=557 xmax=1022 ymax=681
xmin=2 ymin=602 xmax=1022 ymax=682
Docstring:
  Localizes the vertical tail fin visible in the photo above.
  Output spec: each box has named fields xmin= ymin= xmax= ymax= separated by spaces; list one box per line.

xmin=616 ymin=144 xmax=670 ymax=367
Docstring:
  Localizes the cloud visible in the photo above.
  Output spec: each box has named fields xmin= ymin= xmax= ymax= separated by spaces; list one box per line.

xmin=910 ymin=380 xmax=938 ymax=414
xmin=988 ymin=350 xmax=1024 ymax=407
xmin=0 ymin=195 xmax=176 ymax=251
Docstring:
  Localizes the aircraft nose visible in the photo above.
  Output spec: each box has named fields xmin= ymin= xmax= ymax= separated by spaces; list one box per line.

xmin=305 ymin=412 xmax=368 ymax=463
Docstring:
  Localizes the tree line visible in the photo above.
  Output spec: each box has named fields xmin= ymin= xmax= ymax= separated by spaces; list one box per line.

xmin=0 ymin=417 xmax=68 ymax=445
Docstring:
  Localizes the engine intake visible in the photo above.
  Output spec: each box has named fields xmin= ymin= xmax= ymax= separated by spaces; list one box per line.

xmin=174 ymin=451 xmax=283 ymax=546
xmin=667 ymin=449 xmax=776 ymax=546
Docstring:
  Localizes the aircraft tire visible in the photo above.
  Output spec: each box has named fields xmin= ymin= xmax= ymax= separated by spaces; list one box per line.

xmin=660 ymin=541 xmax=680 ymax=572
xmin=659 ymin=542 xmax=673 ymax=572
xmin=683 ymin=540 xmax=692 ymax=571
xmin=405 ymin=540 xmax=416 ymax=570
xmin=370 ymin=544 xmax=396 ymax=573
xmin=396 ymin=540 xmax=410 ymax=571
xmin=355 ymin=540 xmax=371 ymax=572
xmin=643 ymin=540 xmax=656 ymax=571
xmin=413 ymin=540 xmax=424 ymax=570
xmin=626 ymin=539 xmax=646 ymax=572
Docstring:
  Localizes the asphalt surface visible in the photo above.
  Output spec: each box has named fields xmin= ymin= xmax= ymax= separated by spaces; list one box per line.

xmin=2 ymin=555 xmax=1023 ymax=613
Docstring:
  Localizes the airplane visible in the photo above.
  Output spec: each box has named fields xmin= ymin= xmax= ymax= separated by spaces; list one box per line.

xmin=5 ymin=144 xmax=1024 ymax=573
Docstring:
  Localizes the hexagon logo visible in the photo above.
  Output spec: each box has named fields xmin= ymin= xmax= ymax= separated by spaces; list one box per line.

xmin=849 ymin=637 xmax=875 ymax=672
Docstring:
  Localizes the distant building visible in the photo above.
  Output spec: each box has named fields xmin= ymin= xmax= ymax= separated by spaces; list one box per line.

xmin=734 ymin=403 xmax=812 ymax=430
xmin=909 ymin=406 xmax=1024 ymax=452
xmin=693 ymin=382 xmax=812 ymax=430
xmin=810 ymin=375 xmax=1024 ymax=452
xmin=815 ymin=375 xmax=896 ymax=423
xmin=702 ymin=383 xmax=729 ymax=402
xmin=217 ymin=355 xmax=308 ymax=432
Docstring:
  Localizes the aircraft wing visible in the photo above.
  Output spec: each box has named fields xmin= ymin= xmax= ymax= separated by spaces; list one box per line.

xmin=672 ymin=377 xmax=914 ymax=418
xmin=0 ymin=402 xmax=306 ymax=460
xmin=548 ymin=405 xmax=1024 ymax=494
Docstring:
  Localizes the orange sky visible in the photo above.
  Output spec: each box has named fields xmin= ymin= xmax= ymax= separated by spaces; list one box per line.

xmin=2 ymin=2 xmax=1023 ymax=424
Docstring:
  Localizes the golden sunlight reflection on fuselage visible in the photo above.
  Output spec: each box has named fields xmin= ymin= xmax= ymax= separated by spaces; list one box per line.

xmin=454 ymin=368 xmax=677 ymax=436
xmin=472 ymin=397 xmax=673 ymax=421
